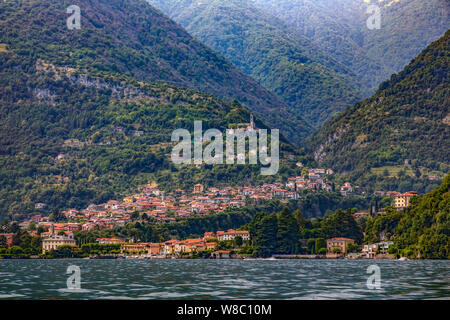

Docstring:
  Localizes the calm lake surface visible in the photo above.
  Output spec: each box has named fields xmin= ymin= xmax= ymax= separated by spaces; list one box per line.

xmin=0 ymin=259 xmax=448 ymax=300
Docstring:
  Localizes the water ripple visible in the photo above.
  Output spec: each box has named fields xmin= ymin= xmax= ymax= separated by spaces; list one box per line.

xmin=0 ymin=259 xmax=448 ymax=299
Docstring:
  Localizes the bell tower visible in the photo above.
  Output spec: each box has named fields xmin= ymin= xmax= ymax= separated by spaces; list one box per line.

xmin=249 ymin=114 xmax=255 ymax=130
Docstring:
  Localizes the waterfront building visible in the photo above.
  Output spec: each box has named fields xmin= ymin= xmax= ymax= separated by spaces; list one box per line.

xmin=363 ymin=241 xmax=394 ymax=258
xmin=326 ymin=237 xmax=355 ymax=256
xmin=42 ymin=225 xmax=76 ymax=254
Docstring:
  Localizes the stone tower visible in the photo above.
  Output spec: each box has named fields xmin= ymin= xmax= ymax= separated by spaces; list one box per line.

xmin=249 ymin=114 xmax=256 ymax=130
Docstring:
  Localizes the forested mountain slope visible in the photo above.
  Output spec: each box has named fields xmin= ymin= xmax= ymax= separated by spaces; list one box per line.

xmin=255 ymin=0 xmax=449 ymax=95
xmin=307 ymin=30 xmax=450 ymax=192
xmin=148 ymin=0 xmax=362 ymax=127
xmin=0 ymin=0 xmax=311 ymax=143
xmin=0 ymin=0 xmax=301 ymax=218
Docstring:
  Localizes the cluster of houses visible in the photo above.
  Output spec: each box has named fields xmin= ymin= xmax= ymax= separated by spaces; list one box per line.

xmin=40 ymin=228 xmax=387 ymax=259
xmin=285 ymin=168 xmax=360 ymax=197
xmin=285 ymin=168 xmax=334 ymax=193
xmin=42 ymin=229 xmax=250 ymax=257
xmin=5 ymin=161 xmax=417 ymax=258
xmin=27 ymin=166 xmax=350 ymax=231
xmin=362 ymin=241 xmax=394 ymax=259
xmin=2 ymin=219 xmax=395 ymax=259
xmin=325 ymin=238 xmax=394 ymax=259
xmin=118 ymin=229 xmax=249 ymax=257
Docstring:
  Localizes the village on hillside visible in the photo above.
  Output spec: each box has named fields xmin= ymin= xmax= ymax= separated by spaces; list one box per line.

xmin=18 ymin=166 xmax=356 ymax=230
xmin=0 ymin=163 xmax=418 ymax=259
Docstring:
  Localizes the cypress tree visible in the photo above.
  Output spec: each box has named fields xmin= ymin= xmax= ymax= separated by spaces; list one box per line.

xmin=277 ymin=207 xmax=300 ymax=254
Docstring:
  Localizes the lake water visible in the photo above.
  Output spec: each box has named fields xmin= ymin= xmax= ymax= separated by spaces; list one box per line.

xmin=0 ymin=259 xmax=448 ymax=299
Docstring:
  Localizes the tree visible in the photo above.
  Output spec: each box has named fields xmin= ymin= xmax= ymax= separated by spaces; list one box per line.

xmin=0 ymin=235 xmax=7 ymax=248
xmin=307 ymin=238 xmax=316 ymax=254
xmin=9 ymin=246 xmax=24 ymax=255
xmin=415 ymin=168 xmax=421 ymax=178
xmin=253 ymin=213 xmax=278 ymax=258
xmin=276 ymin=208 xmax=299 ymax=254
xmin=315 ymin=238 xmax=326 ymax=252
xmin=48 ymin=246 xmax=79 ymax=258
xmin=12 ymin=230 xmax=24 ymax=246
xmin=332 ymin=247 xmax=341 ymax=254
xmin=49 ymin=209 xmax=66 ymax=222
xmin=394 ymin=174 xmax=450 ymax=259
xmin=28 ymin=222 xmax=37 ymax=231
xmin=37 ymin=225 xmax=47 ymax=235
xmin=347 ymin=242 xmax=360 ymax=253
xmin=293 ymin=209 xmax=307 ymax=230
xmin=321 ymin=209 xmax=363 ymax=243
xmin=234 ymin=236 xmax=243 ymax=247
xmin=130 ymin=211 xmax=140 ymax=221
xmin=217 ymin=241 xmax=231 ymax=250
xmin=10 ymin=223 xmax=20 ymax=233
xmin=364 ymin=208 xmax=402 ymax=243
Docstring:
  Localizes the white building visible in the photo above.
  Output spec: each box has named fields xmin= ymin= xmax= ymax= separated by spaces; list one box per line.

xmin=216 ymin=229 xmax=250 ymax=241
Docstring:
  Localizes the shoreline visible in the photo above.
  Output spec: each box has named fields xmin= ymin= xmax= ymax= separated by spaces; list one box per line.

xmin=0 ymin=255 xmax=407 ymax=261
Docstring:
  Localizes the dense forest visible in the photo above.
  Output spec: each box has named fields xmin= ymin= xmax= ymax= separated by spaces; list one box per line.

xmin=365 ymin=174 xmax=449 ymax=259
xmin=148 ymin=0 xmax=362 ymax=128
xmin=255 ymin=0 xmax=449 ymax=95
xmin=0 ymin=0 xmax=311 ymax=144
xmin=307 ymin=30 xmax=450 ymax=192
xmin=247 ymin=207 xmax=363 ymax=257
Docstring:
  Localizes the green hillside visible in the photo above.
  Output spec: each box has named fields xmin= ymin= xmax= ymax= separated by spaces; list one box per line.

xmin=148 ymin=0 xmax=362 ymax=128
xmin=393 ymin=174 xmax=449 ymax=259
xmin=0 ymin=0 xmax=303 ymax=219
xmin=307 ymin=30 xmax=450 ymax=192
xmin=0 ymin=0 xmax=311 ymax=144
xmin=365 ymin=174 xmax=449 ymax=259
xmin=255 ymin=0 xmax=449 ymax=96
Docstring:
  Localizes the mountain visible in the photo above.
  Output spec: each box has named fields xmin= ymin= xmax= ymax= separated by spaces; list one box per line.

xmin=0 ymin=0 xmax=302 ymax=218
xmin=0 ymin=0 xmax=312 ymax=144
xmin=254 ymin=0 xmax=450 ymax=96
xmin=307 ymin=30 xmax=450 ymax=192
xmin=148 ymin=0 xmax=363 ymax=128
